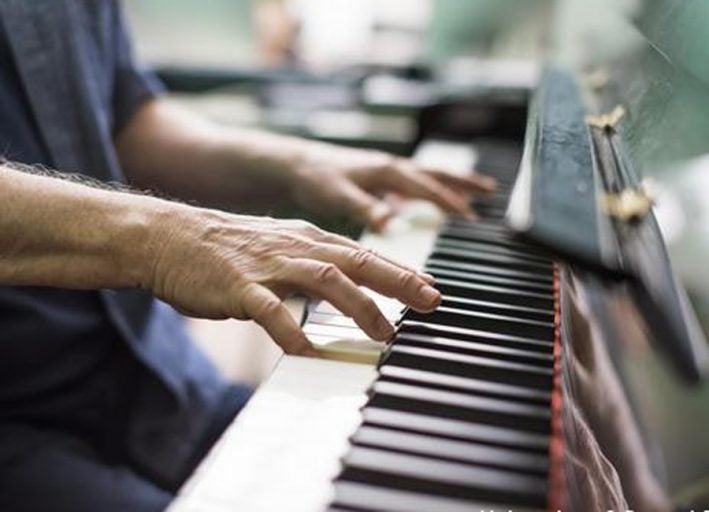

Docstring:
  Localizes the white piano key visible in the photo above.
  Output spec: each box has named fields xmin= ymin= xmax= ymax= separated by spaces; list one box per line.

xmin=167 ymin=357 xmax=376 ymax=512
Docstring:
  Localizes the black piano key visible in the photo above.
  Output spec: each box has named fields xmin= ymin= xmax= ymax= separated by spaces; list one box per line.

xmin=440 ymin=295 xmax=553 ymax=322
xmin=477 ymin=195 xmax=511 ymax=206
xmin=445 ymin=218 xmax=512 ymax=234
xmin=439 ymin=228 xmax=541 ymax=254
xmin=475 ymin=207 xmax=508 ymax=219
xmin=431 ymin=247 xmax=551 ymax=275
xmin=428 ymin=266 xmax=553 ymax=295
xmin=351 ymin=426 xmax=549 ymax=475
xmin=426 ymin=258 xmax=553 ymax=284
xmin=367 ymin=381 xmax=551 ymax=433
xmin=394 ymin=332 xmax=554 ymax=369
xmin=469 ymin=195 xmax=510 ymax=206
xmin=404 ymin=306 xmax=554 ymax=340
xmin=433 ymin=279 xmax=554 ymax=310
xmin=434 ymin=237 xmax=552 ymax=264
xmin=477 ymin=141 xmax=522 ymax=159
xmin=434 ymin=238 xmax=551 ymax=265
xmin=379 ymin=364 xmax=551 ymax=406
xmin=361 ymin=407 xmax=549 ymax=452
xmin=380 ymin=345 xmax=553 ymax=390
xmin=427 ymin=273 xmax=554 ymax=302
xmin=399 ymin=321 xmax=554 ymax=353
xmin=338 ymin=447 xmax=547 ymax=507
xmin=483 ymin=167 xmax=515 ymax=180
xmin=330 ymin=481 xmax=541 ymax=512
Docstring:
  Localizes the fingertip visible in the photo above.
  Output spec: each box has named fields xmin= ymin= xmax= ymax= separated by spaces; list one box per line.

xmin=368 ymin=202 xmax=394 ymax=232
xmin=478 ymin=174 xmax=498 ymax=192
xmin=373 ymin=315 xmax=395 ymax=341
xmin=417 ymin=285 xmax=441 ymax=312
xmin=303 ymin=347 xmax=321 ymax=358
xmin=290 ymin=334 xmax=318 ymax=356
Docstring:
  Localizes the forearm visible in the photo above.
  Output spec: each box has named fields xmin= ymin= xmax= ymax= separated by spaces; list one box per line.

xmin=0 ymin=163 xmax=169 ymax=290
xmin=115 ymin=98 xmax=318 ymax=211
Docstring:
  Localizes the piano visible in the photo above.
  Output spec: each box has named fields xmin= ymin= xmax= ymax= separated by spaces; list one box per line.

xmin=167 ymin=2 xmax=709 ymax=511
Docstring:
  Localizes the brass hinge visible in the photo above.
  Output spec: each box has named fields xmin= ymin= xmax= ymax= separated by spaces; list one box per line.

xmin=586 ymin=105 xmax=626 ymax=131
xmin=601 ymin=180 xmax=655 ymax=221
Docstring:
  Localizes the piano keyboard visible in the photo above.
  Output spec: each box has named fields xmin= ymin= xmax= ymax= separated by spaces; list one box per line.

xmin=324 ymin=141 xmax=563 ymax=512
xmin=167 ymin=139 xmax=564 ymax=512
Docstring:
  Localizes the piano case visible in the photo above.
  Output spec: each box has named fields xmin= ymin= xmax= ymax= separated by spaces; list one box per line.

xmin=506 ymin=67 xmax=709 ymax=383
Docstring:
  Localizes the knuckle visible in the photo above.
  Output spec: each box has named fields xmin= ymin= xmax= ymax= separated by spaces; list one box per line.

xmin=291 ymin=219 xmax=319 ymax=236
xmin=351 ymin=248 xmax=375 ymax=270
xmin=381 ymin=153 xmax=401 ymax=169
xmin=255 ymin=297 xmax=282 ymax=318
xmin=325 ymin=234 xmax=352 ymax=248
xmin=398 ymin=270 xmax=419 ymax=289
xmin=281 ymin=233 xmax=313 ymax=253
xmin=392 ymin=156 xmax=414 ymax=173
xmin=313 ymin=262 xmax=341 ymax=285
xmin=244 ymin=289 xmax=281 ymax=319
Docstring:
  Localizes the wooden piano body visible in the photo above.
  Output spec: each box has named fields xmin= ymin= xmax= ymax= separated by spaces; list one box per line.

xmin=168 ymin=1 xmax=709 ymax=510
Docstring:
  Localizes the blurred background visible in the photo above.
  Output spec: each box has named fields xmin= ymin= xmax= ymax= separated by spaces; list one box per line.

xmin=123 ymin=0 xmax=548 ymax=156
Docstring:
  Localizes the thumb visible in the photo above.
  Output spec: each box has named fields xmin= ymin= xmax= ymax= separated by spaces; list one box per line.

xmin=339 ymin=181 xmax=394 ymax=232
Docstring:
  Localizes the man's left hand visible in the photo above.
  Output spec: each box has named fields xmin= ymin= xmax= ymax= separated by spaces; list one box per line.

xmin=288 ymin=144 xmax=497 ymax=231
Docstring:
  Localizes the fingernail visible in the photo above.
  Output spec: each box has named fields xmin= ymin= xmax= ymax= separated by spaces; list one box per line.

xmin=420 ymin=285 xmax=441 ymax=308
xmin=376 ymin=316 xmax=395 ymax=340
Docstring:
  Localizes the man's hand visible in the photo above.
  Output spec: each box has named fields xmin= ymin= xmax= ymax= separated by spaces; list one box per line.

xmin=290 ymin=144 xmax=497 ymax=231
xmin=117 ymin=100 xmax=496 ymax=231
xmin=0 ymin=165 xmax=440 ymax=356
xmin=148 ymin=206 xmax=441 ymax=355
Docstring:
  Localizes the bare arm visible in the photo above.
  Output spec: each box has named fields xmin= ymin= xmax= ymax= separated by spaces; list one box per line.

xmin=0 ymin=163 xmax=440 ymax=354
xmin=115 ymin=99 xmax=300 ymax=211
xmin=0 ymin=163 xmax=158 ymax=289
xmin=115 ymin=98 xmax=496 ymax=229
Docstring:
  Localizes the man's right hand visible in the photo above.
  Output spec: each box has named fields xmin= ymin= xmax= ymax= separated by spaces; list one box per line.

xmin=146 ymin=206 xmax=441 ymax=355
xmin=0 ymin=164 xmax=440 ymax=356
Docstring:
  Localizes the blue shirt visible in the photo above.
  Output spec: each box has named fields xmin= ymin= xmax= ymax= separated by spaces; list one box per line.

xmin=0 ymin=0 xmax=241 ymax=487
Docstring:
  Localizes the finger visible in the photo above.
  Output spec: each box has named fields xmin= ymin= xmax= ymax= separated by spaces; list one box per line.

xmin=297 ymin=218 xmax=435 ymax=285
xmin=239 ymin=283 xmax=318 ymax=356
xmin=314 ymin=233 xmax=435 ymax=285
xmin=286 ymin=259 xmax=395 ymax=341
xmin=424 ymin=169 xmax=497 ymax=194
xmin=337 ymin=180 xmax=395 ymax=232
xmin=307 ymin=243 xmax=441 ymax=312
xmin=388 ymin=168 xmax=474 ymax=217
xmin=370 ymin=249 xmax=436 ymax=285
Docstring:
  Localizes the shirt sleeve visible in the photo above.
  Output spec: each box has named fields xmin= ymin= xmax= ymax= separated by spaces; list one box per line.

xmin=111 ymin=3 xmax=165 ymax=134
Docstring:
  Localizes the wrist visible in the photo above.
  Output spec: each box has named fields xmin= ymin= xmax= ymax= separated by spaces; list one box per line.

xmin=107 ymin=194 xmax=186 ymax=291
